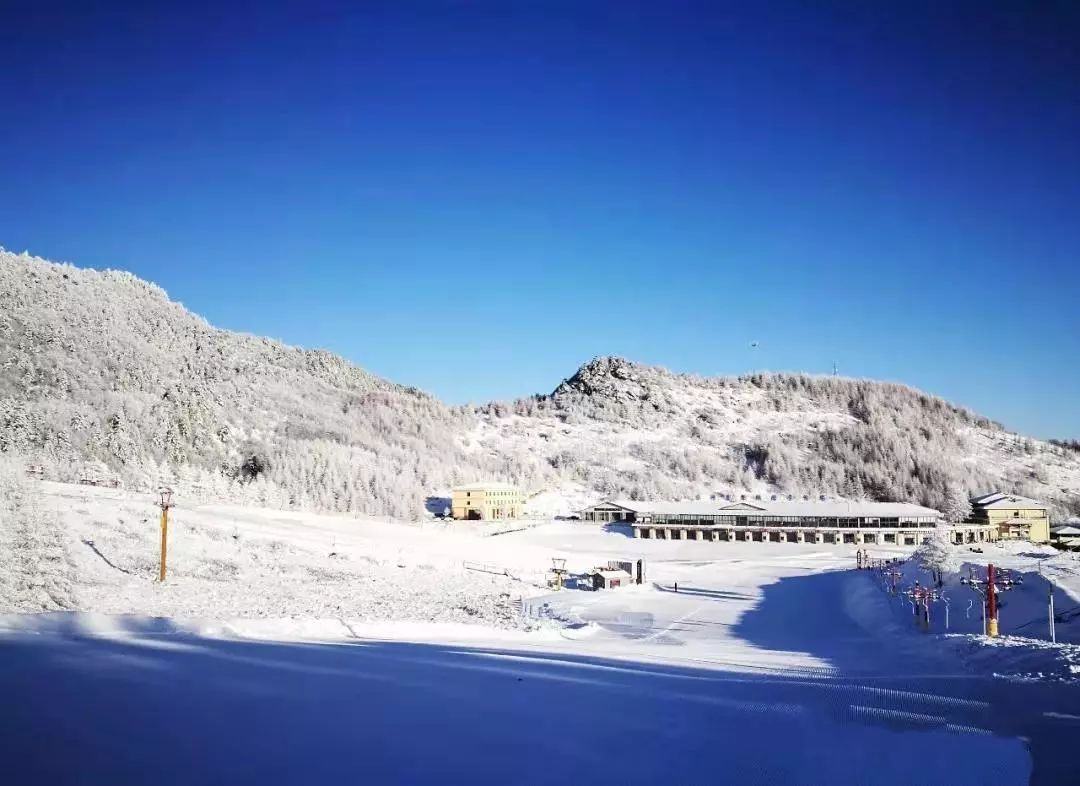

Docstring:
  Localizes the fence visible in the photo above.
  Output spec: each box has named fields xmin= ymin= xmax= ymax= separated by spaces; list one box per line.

xmin=462 ymin=561 xmax=509 ymax=576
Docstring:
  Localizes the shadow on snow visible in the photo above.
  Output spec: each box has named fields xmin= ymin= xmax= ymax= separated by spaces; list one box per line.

xmin=1 ymin=592 xmax=1077 ymax=784
xmin=729 ymin=567 xmax=1080 ymax=784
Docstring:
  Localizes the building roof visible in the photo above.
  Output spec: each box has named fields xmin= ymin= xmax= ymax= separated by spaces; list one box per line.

xmin=587 ymin=499 xmax=652 ymax=512
xmin=970 ymin=492 xmax=1046 ymax=510
xmin=748 ymin=500 xmax=940 ymax=518
xmin=593 ymin=569 xmax=632 ymax=580
xmin=452 ymin=482 xmax=518 ymax=491
xmin=641 ymin=500 xmax=769 ymax=515
xmin=1051 ymin=524 xmax=1080 ymax=536
xmin=583 ymin=499 xmax=773 ymax=515
xmin=581 ymin=498 xmax=941 ymax=518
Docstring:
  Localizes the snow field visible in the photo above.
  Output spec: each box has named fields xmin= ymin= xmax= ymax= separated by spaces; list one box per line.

xmin=10 ymin=481 xmax=565 ymax=628
xmin=9 ymin=478 xmax=1080 ymax=782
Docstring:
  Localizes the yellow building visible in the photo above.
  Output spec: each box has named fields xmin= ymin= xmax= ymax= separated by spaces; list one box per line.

xmin=451 ymin=482 xmax=523 ymax=520
xmin=969 ymin=492 xmax=1051 ymax=543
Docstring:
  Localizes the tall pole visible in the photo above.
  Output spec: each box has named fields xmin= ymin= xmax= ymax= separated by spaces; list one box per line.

xmin=159 ymin=506 xmax=169 ymax=582
xmin=158 ymin=488 xmax=173 ymax=583
xmin=986 ymin=563 xmax=999 ymax=638
xmin=1049 ymin=584 xmax=1056 ymax=644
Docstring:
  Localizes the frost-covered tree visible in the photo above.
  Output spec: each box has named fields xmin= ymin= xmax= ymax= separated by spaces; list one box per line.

xmin=941 ymin=485 xmax=973 ymax=523
xmin=916 ymin=528 xmax=958 ymax=587
xmin=0 ymin=453 xmax=78 ymax=611
xmin=2 ymin=251 xmax=1078 ymax=519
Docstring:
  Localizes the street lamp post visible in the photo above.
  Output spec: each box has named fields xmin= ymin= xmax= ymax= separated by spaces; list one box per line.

xmin=158 ymin=488 xmax=174 ymax=583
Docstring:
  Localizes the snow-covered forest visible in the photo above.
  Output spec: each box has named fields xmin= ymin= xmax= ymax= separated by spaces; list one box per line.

xmin=3 ymin=250 xmax=1079 ymax=518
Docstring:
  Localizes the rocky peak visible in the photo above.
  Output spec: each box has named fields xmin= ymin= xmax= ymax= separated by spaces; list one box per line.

xmin=552 ymin=356 xmax=662 ymax=403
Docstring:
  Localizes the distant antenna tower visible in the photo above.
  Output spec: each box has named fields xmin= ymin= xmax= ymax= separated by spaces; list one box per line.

xmin=832 ymin=361 xmax=838 ymax=377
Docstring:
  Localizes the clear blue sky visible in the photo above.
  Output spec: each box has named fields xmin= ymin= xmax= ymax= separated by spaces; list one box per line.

xmin=2 ymin=2 xmax=1078 ymax=437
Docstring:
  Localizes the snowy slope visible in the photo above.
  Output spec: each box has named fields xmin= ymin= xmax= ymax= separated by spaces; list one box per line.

xmin=10 ymin=479 xmax=543 ymax=628
xmin=8 ymin=467 xmax=1080 ymax=781
xmin=3 ymin=249 xmax=1079 ymax=520
xmin=7 ymin=519 xmax=1080 ymax=783
xmin=477 ymin=357 xmax=1080 ymax=517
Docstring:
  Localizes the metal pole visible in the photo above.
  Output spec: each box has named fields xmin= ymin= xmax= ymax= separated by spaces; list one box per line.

xmin=1049 ymin=588 xmax=1056 ymax=644
xmin=159 ymin=507 xmax=168 ymax=582
xmin=986 ymin=564 xmax=999 ymax=637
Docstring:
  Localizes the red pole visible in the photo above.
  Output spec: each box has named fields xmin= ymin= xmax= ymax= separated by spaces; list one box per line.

xmin=986 ymin=563 xmax=999 ymax=637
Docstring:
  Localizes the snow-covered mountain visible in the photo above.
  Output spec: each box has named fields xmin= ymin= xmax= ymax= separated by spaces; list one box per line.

xmin=3 ymin=249 xmax=1079 ymax=518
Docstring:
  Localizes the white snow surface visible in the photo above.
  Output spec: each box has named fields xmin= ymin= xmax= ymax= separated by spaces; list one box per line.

xmin=5 ymin=480 xmax=1080 ymax=783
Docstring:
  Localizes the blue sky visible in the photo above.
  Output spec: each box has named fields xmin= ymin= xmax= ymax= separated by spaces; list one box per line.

xmin=2 ymin=2 xmax=1078 ymax=437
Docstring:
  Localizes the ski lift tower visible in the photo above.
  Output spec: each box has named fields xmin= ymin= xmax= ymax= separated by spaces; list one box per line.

xmin=884 ymin=566 xmax=904 ymax=595
xmin=903 ymin=584 xmax=943 ymax=631
xmin=549 ymin=558 xmax=568 ymax=590
xmin=960 ymin=563 xmax=1017 ymax=637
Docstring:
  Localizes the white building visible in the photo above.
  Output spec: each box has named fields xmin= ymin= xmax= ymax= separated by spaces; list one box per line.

xmin=591 ymin=569 xmax=632 ymax=590
xmin=1050 ymin=521 xmax=1080 ymax=550
xmin=579 ymin=499 xmax=995 ymax=546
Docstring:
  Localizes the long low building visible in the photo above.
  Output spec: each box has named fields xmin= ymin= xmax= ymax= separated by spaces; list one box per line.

xmin=579 ymin=499 xmax=996 ymax=546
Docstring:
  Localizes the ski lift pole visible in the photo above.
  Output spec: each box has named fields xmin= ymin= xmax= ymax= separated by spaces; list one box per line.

xmin=987 ymin=563 xmax=999 ymax=638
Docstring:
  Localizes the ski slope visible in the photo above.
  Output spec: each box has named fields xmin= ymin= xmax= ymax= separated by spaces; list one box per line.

xmin=4 ymin=482 xmax=1080 ymax=784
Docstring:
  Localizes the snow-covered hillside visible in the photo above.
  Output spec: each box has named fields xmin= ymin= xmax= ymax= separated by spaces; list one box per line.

xmin=0 ymin=249 xmax=540 ymax=518
xmin=0 ymin=470 xmax=540 ymax=628
xmin=3 ymin=249 xmax=1079 ymax=519
xmin=477 ymin=357 xmax=1080 ymax=517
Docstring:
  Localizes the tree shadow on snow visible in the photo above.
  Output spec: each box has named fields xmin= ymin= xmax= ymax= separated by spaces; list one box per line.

xmin=0 ymin=610 xmax=1077 ymax=785
xmin=81 ymin=539 xmax=134 ymax=575
xmin=656 ymin=585 xmax=753 ymax=601
xmin=424 ymin=496 xmax=451 ymax=516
